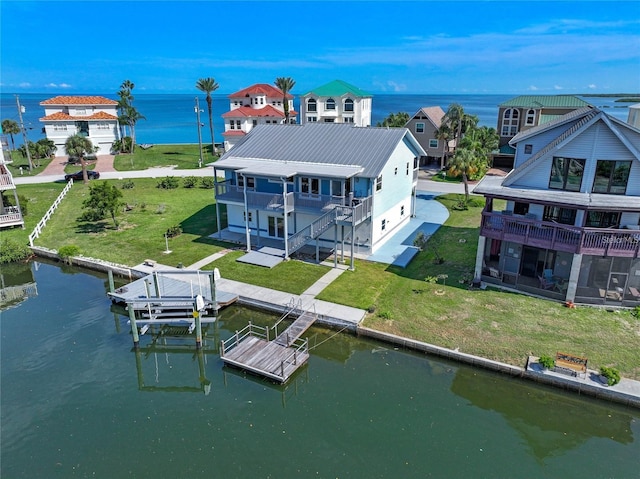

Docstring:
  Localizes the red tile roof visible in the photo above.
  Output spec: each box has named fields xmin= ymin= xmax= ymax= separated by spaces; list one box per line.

xmin=229 ymin=84 xmax=293 ymax=99
xmin=223 ymin=105 xmax=294 ymax=119
xmin=222 ymin=130 xmax=247 ymax=137
xmin=40 ymin=96 xmax=118 ymax=106
xmin=40 ymin=111 xmax=118 ymax=121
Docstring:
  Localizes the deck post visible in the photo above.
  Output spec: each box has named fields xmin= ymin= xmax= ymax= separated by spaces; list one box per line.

xmin=127 ymin=303 xmax=140 ymax=348
xmin=194 ymin=311 xmax=202 ymax=349
xmin=219 ymin=339 xmax=225 ymax=358
xmin=153 ymin=272 xmax=160 ymax=297
xmin=108 ymin=269 xmax=115 ymax=294
xmin=334 ymin=223 xmax=338 ymax=268
xmin=281 ymin=362 xmax=285 ymax=380
xmin=350 ymin=222 xmax=355 ymax=271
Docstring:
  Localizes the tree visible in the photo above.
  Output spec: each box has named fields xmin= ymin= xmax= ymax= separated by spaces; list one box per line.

xmin=117 ymin=80 xmax=144 ymax=152
xmin=376 ymin=112 xmax=410 ymax=128
xmin=459 ymin=126 xmax=498 ymax=166
xmin=274 ymin=77 xmax=295 ymax=124
xmin=65 ymin=134 xmax=97 ymax=184
xmin=442 ymin=104 xmax=479 ymax=153
xmin=35 ymin=138 xmax=56 ymax=159
xmin=196 ymin=77 xmax=220 ymax=155
xmin=435 ymin=123 xmax=452 ymax=169
xmin=1 ymin=119 xmax=20 ymax=150
xmin=82 ymin=181 xmax=123 ymax=229
xmin=447 ymin=147 xmax=482 ymax=201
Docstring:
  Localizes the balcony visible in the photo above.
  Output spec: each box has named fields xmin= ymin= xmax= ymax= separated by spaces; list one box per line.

xmin=0 ymin=173 xmax=16 ymax=190
xmin=0 ymin=207 xmax=24 ymax=228
xmin=481 ymin=212 xmax=640 ymax=258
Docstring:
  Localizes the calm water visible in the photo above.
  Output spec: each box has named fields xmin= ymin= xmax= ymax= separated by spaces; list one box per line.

xmin=0 ymin=92 xmax=632 ymax=148
xmin=1 ymin=262 xmax=639 ymax=478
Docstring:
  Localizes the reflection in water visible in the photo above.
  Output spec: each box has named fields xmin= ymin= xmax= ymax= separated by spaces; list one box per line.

xmin=0 ymin=261 xmax=37 ymax=310
xmin=451 ymin=367 xmax=635 ymax=460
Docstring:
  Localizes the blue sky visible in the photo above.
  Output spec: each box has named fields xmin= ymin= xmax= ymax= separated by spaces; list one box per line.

xmin=1 ymin=1 xmax=639 ymax=95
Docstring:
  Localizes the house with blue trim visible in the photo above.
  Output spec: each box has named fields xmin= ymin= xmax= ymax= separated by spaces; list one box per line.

xmin=474 ymin=106 xmax=640 ymax=306
xmin=213 ymin=123 xmax=425 ymax=268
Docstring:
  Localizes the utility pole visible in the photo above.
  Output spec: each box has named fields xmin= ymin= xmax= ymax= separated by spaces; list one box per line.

xmin=15 ymin=96 xmax=33 ymax=172
xmin=194 ymin=97 xmax=204 ymax=168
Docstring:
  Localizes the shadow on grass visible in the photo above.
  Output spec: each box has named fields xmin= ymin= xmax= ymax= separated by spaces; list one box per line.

xmin=75 ymin=220 xmax=111 ymax=234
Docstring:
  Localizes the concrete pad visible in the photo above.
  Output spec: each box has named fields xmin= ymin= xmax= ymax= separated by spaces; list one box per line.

xmin=237 ymin=251 xmax=284 ymax=268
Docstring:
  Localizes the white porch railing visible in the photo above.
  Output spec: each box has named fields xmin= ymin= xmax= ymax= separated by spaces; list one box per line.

xmin=29 ymin=179 xmax=74 ymax=246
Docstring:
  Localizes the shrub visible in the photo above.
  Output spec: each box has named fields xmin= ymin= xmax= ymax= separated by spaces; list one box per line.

xmin=157 ymin=176 xmax=179 ymax=189
xmin=424 ymin=275 xmax=438 ymax=284
xmin=121 ymin=179 xmax=135 ymax=189
xmin=183 ymin=176 xmax=198 ymax=188
xmin=538 ymin=354 xmax=555 ymax=370
xmin=378 ymin=310 xmax=393 ymax=320
xmin=631 ymin=306 xmax=640 ymax=320
xmin=156 ymin=204 xmax=166 ymax=214
xmin=600 ymin=366 xmax=621 ymax=386
xmin=200 ymin=177 xmax=214 ymax=189
xmin=0 ymin=238 xmax=32 ymax=264
xmin=166 ymin=225 xmax=183 ymax=238
xmin=58 ymin=245 xmax=81 ymax=264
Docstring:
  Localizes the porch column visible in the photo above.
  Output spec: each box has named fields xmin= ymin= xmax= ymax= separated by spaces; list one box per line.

xmin=411 ymin=186 xmax=417 ymax=218
xmin=214 ymin=168 xmax=222 ymax=239
xmin=474 ymin=236 xmax=487 ymax=280
xmin=282 ymin=178 xmax=289 ymax=260
xmin=350 ymin=222 xmax=355 ymax=271
xmin=242 ymin=173 xmax=251 ymax=252
xmin=565 ymin=253 xmax=583 ymax=302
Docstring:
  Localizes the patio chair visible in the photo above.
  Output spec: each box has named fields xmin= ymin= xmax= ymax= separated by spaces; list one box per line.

xmin=543 ymin=269 xmax=557 ymax=285
xmin=538 ymin=275 xmax=555 ymax=290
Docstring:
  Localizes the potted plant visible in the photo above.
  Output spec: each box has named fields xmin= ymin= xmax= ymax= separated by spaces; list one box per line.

xmin=538 ymin=354 xmax=555 ymax=371
xmin=599 ymin=366 xmax=621 ymax=386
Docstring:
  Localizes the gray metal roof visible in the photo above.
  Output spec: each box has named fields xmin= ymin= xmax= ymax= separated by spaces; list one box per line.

xmin=474 ymin=175 xmax=640 ymax=211
xmin=213 ymin=157 xmax=363 ymax=179
xmin=216 ymin=123 xmax=425 ymax=178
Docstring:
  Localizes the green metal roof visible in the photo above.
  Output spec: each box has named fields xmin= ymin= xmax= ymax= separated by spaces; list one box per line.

xmin=304 ymin=80 xmax=372 ymax=97
xmin=499 ymin=95 xmax=589 ymax=108
xmin=539 ymin=114 xmax=562 ymax=125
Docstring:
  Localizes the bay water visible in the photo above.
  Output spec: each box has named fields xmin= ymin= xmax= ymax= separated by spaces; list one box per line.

xmin=1 ymin=262 xmax=638 ymax=477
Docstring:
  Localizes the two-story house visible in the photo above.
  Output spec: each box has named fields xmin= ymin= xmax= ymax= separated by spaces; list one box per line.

xmin=0 ymin=136 xmax=24 ymax=229
xmin=39 ymin=96 xmax=119 ymax=156
xmin=222 ymin=84 xmax=296 ymax=152
xmin=493 ymin=95 xmax=590 ymax=168
xmin=473 ymin=106 xmax=640 ymax=307
xmin=213 ymin=123 xmax=425 ymax=268
xmin=300 ymin=80 xmax=372 ymax=126
xmin=405 ymin=106 xmax=453 ymax=166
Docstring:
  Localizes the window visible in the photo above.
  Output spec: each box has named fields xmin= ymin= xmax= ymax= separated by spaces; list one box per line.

xmin=300 ymin=177 xmax=319 ymax=195
xmin=96 ymin=122 xmax=109 ymax=130
xmin=344 ymin=117 xmax=354 ymax=123
xmin=394 ymin=167 xmax=398 ymax=175
xmin=307 ymin=98 xmax=317 ymax=112
xmin=549 ymin=157 xmax=585 ymax=192
xmin=229 ymin=121 xmax=235 ymax=130
xmin=513 ymin=202 xmax=529 ymax=215
xmin=381 ymin=219 xmax=386 ymax=231
xmin=324 ymin=118 xmax=335 ymax=123
xmin=53 ymin=124 xmax=68 ymax=131
xmin=406 ymin=162 xmax=409 ymax=175
xmin=525 ymin=109 xmax=536 ymax=126
xmin=501 ymin=108 xmax=519 ymax=136
xmin=524 ymin=144 xmax=533 ymax=154
xmin=543 ymin=205 xmax=577 ymax=225
xmin=429 ymin=139 xmax=438 ymax=148
xmin=344 ymin=98 xmax=354 ymax=112
xmin=376 ymin=175 xmax=383 ymax=191
xmin=586 ymin=211 xmax=620 ymax=228
xmin=243 ymin=211 xmax=253 ymax=222
xmin=76 ymin=108 xmax=86 ymax=115
xmin=400 ymin=205 xmax=405 ymax=216
xmin=592 ymin=160 xmax=631 ymax=194
xmin=307 ymin=116 xmax=317 ymax=122
xmin=237 ymin=175 xmax=255 ymax=189
xmin=235 ymin=120 xmax=241 ymax=129
xmin=415 ymin=122 xmax=425 ymax=134
xmin=252 ymin=120 xmax=257 ymax=127
xmin=326 ymin=98 xmax=336 ymax=110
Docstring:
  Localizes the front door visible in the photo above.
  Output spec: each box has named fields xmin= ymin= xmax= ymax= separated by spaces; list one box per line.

xmin=268 ymin=216 xmax=284 ymax=239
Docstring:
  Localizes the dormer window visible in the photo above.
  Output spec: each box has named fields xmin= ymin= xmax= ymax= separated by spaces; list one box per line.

xmin=326 ymin=98 xmax=336 ymax=110
xmin=501 ymin=108 xmax=519 ymax=136
xmin=307 ymin=98 xmax=317 ymax=112
xmin=344 ymin=98 xmax=354 ymax=112
xmin=525 ymin=109 xmax=536 ymax=126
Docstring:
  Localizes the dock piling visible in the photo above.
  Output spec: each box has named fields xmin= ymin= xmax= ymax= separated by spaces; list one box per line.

xmin=127 ymin=304 xmax=140 ymax=348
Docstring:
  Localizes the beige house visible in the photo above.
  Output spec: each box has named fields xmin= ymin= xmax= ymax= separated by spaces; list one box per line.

xmin=405 ymin=106 xmax=452 ymax=166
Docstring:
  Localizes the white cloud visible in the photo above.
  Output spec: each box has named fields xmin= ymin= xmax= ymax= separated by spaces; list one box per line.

xmin=554 ymin=85 xmax=563 ymax=90
xmin=588 ymin=84 xmax=597 ymax=89
xmin=19 ymin=82 xmax=31 ymax=88
xmin=528 ymin=85 xmax=539 ymax=91
xmin=46 ymin=83 xmax=58 ymax=87
xmin=59 ymin=83 xmax=72 ymax=88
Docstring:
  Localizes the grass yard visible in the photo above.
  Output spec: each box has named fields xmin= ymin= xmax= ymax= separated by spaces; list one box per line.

xmin=6 ymin=151 xmax=52 ymax=176
xmin=317 ymin=194 xmax=640 ymax=380
xmin=114 ymin=144 xmax=218 ymax=171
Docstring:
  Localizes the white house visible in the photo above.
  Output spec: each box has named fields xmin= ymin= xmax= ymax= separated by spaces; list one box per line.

xmin=222 ymin=84 xmax=296 ymax=152
xmin=300 ymin=80 xmax=372 ymax=127
xmin=628 ymin=103 xmax=640 ymax=129
xmin=473 ymin=106 xmax=640 ymax=307
xmin=40 ymin=96 xmax=119 ymax=156
xmin=0 ymin=136 xmax=23 ymax=229
xmin=213 ymin=123 xmax=425 ymax=267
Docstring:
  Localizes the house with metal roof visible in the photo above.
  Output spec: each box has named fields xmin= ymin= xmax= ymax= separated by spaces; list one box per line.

xmin=473 ymin=106 xmax=640 ymax=307
xmin=39 ymin=96 xmax=119 ymax=156
xmin=222 ymin=84 xmax=297 ymax=151
xmin=404 ymin=106 xmax=454 ymax=166
xmin=493 ymin=95 xmax=590 ymax=167
xmin=300 ymin=80 xmax=372 ymax=127
xmin=212 ymin=123 xmax=425 ymax=268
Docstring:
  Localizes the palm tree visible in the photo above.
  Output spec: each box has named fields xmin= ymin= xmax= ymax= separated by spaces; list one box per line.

xmin=65 ymin=134 xmax=96 ymax=184
xmin=275 ymin=77 xmax=295 ymax=124
xmin=122 ymin=106 xmax=145 ymax=153
xmin=447 ymin=147 xmax=480 ymax=201
xmin=196 ymin=77 xmax=220 ymax=155
xmin=435 ymin=123 xmax=452 ymax=169
xmin=1 ymin=119 xmax=20 ymax=150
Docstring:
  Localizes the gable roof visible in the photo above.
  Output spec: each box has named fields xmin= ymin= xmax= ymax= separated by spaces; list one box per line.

xmin=303 ymin=80 xmax=372 ymax=98
xmin=215 ymin=123 xmax=423 ymax=178
xmin=229 ymin=84 xmax=292 ymax=99
xmin=499 ymin=95 xmax=589 ymax=109
xmin=40 ymin=111 xmax=118 ymax=121
xmin=222 ymin=105 xmax=297 ymax=119
xmin=40 ymin=96 xmax=118 ymax=106
xmin=408 ymin=106 xmax=445 ymax=128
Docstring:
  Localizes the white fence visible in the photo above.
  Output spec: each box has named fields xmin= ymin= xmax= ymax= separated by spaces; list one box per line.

xmin=28 ymin=179 xmax=74 ymax=246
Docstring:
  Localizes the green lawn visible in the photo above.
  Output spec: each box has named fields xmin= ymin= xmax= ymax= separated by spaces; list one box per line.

xmin=114 ymin=144 xmax=218 ymax=171
xmin=6 ymin=151 xmax=52 ymax=176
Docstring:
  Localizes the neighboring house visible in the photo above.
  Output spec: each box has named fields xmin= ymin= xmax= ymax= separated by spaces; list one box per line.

xmin=222 ymin=84 xmax=296 ymax=152
xmin=493 ymin=95 xmax=590 ymax=168
xmin=405 ymin=106 xmax=453 ymax=166
xmin=628 ymin=103 xmax=640 ymax=129
xmin=39 ymin=96 xmax=119 ymax=156
xmin=213 ymin=123 xmax=425 ymax=267
xmin=473 ymin=106 xmax=640 ymax=307
xmin=0 ymin=135 xmax=24 ymax=229
xmin=300 ymin=80 xmax=372 ymax=126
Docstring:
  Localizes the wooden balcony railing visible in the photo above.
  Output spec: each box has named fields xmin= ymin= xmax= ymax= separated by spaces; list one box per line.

xmin=481 ymin=212 xmax=640 ymax=258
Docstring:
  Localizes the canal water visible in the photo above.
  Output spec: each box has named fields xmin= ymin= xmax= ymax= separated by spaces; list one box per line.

xmin=1 ymin=262 xmax=638 ymax=478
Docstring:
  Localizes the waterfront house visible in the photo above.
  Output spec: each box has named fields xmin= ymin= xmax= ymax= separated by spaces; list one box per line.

xmin=213 ymin=123 xmax=425 ymax=267
xmin=404 ymin=106 xmax=452 ymax=166
xmin=473 ymin=106 xmax=640 ymax=307
xmin=39 ymin=96 xmax=119 ymax=156
xmin=0 ymin=135 xmax=24 ymax=229
xmin=222 ymin=84 xmax=297 ymax=152
xmin=300 ymin=80 xmax=372 ymax=127
xmin=493 ymin=95 xmax=590 ymax=168
xmin=628 ymin=103 xmax=640 ymax=129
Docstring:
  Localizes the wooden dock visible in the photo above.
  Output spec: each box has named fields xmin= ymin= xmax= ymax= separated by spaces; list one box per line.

xmin=220 ymin=308 xmax=317 ymax=383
